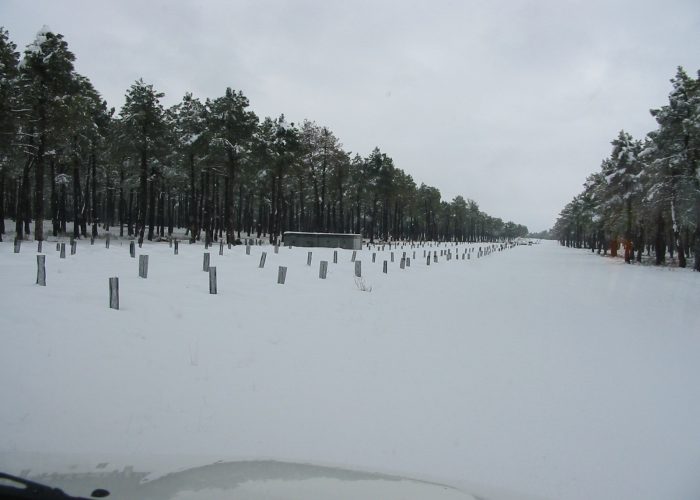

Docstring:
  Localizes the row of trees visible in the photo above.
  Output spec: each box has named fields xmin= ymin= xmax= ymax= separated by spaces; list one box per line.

xmin=553 ymin=67 xmax=700 ymax=271
xmin=0 ymin=26 xmax=528 ymax=246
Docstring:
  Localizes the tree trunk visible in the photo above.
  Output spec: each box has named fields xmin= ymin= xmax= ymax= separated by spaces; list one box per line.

xmin=72 ymin=150 xmax=83 ymax=239
xmin=338 ymin=181 xmax=344 ymax=233
xmin=676 ymin=227 xmax=687 ymax=268
xmin=0 ymin=167 xmax=4 ymax=240
xmin=654 ymin=212 xmax=665 ymax=264
xmin=15 ymin=177 xmax=22 ymax=240
xmin=196 ymin=172 xmax=204 ymax=241
xmin=694 ymin=225 xmax=700 ymax=272
xmin=17 ymin=156 xmax=33 ymax=240
xmin=695 ymin=199 xmax=700 ymax=272
xmin=189 ymin=153 xmax=197 ymax=242
xmin=298 ymin=176 xmax=305 ymax=231
xmin=104 ymin=163 xmax=113 ymax=231
xmin=34 ymin=149 xmax=45 ymax=241
xmin=119 ymin=166 xmax=125 ymax=237
xmin=147 ymin=168 xmax=156 ymax=241
xmin=80 ymin=159 xmax=88 ymax=237
xmin=355 ymin=191 xmax=361 ymax=235
xmin=670 ymin=197 xmax=685 ymax=267
xmin=128 ymin=189 xmax=134 ymax=236
xmin=247 ymin=192 xmax=253 ymax=236
xmin=321 ymin=157 xmax=327 ymax=232
xmin=72 ymin=136 xmax=82 ymax=239
xmin=237 ymin=182 xmax=243 ymax=239
xmin=275 ymin=176 xmax=284 ymax=240
xmin=50 ymin=158 xmax=59 ymax=236
xmin=158 ymin=184 xmax=165 ymax=238
xmin=33 ymin=114 xmax=46 ymax=242
xmin=138 ymin=147 xmax=148 ymax=244
xmin=203 ymin=169 xmax=211 ymax=245
xmin=168 ymin=194 xmax=174 ymax=235
xmin=636 ymin=224 xmax=644 ymax=263
xmin=91 ymin=148 xmax=98 ymax=237
xmin=269 ymin=175 xmax=277 ymax=244
xmin=223 ymin=174 xmax=229 ymax=239
xmin=370 ymin=196 xmax=378 ymax=243
xmin=312 ymin=173 xmax=320 ymax=231
xmin=225 ymin=151 xmax=236 ymax=244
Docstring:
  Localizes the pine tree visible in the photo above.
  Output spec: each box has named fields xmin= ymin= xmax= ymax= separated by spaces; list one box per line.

xmin=270 ymin=115 xmax=300 ymax=243
xmin=207 ymin=88 xmax=258 ymax=244
xmin=169 ymin=93 xmax=207 ymax=242
xmin=18 ymin=26 xmax=77 ymax=241
xmin=0 ymin=27 xmax=20 ymax=241
xmin=600 ymin=131 xmax=642 ymax=261
xmin=120 ymin=79 xmax=166 ymax=244
xmin=648 ymin=68 xmax=699 ymax=268
xmin=61 ymin=75 xmax=110 ymax=238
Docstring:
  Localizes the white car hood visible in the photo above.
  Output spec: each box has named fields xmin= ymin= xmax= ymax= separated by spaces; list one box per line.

xmin=2 ymin=459 xmax=486 ymax=500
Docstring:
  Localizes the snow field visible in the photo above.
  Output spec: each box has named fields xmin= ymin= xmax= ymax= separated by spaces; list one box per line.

xmin=1 ymin=238 xmax=699 ymax=500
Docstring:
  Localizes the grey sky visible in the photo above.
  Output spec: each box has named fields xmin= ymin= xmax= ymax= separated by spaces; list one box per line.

xmin=2 ymin=0 xmax=699 ymax=231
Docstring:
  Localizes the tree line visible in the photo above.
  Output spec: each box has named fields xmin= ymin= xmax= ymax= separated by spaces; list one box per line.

xmin=0 ymin=26 xmax=528 ymax=246
xmin=553 ymin=67 xmax=700 ymax=271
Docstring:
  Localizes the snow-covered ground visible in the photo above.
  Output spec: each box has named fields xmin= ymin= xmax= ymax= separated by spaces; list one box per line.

xmin=1 ymin=235 xmax=699 ymax=500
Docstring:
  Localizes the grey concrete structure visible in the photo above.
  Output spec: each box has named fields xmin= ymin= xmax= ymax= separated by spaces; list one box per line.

xmin=283 ymin=232 xmax=362 ymax=250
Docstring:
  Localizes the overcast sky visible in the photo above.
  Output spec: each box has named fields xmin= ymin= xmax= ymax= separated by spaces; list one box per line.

xmin=2 ymin=0 xmax=699 ymax=230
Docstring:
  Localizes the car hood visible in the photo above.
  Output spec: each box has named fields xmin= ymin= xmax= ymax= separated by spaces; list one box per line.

xmin=3 ymin=458 xmax=486 ymax=500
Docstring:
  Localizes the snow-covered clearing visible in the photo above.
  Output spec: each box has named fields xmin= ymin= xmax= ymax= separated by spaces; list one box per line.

xmin=1 ymin=236 xmax=699 ymax=500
